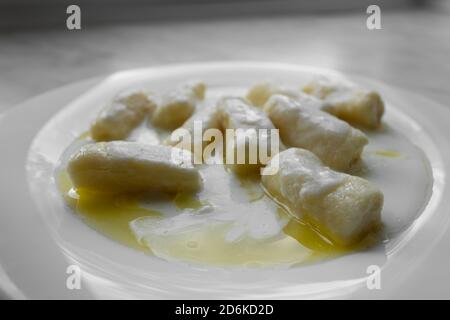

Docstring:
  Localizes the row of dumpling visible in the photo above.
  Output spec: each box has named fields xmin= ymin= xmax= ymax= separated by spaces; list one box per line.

xmin=67 ymin=79 xmax=385 ymax=246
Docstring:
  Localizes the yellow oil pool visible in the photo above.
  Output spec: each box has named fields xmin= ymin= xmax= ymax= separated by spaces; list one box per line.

xmin=137 ymin=220 xmax=324 ymax=267
xmin=58 ymin=171 xmax=159 ymax=251
xmin=174 ymin=192 xmax=208 ymax=210
xmin=57 ymin=169 xmax=363 ymax=267
xmin=372 ymin=150 xmax=401 ymax=158
xmin=77 ymin=131 xmax=91 ymax=141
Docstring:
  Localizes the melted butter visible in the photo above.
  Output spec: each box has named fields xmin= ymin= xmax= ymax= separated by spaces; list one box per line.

xmin=280 ymin=208 xmax=341 ymax=253
xmin=75 ymin=190 xmax=160 ymax=251
xmin=174 ymin=193 xmax=208 ymax=210
xmin=132 ymin=179 xmax=348 ymax=267
xmin=372 ymin=150 xmax=401 ymax=158
xmin=263 ymin=183 xmax=379 ymax=254
xmin=140 ymin=222 xmax=319 ymax=267
xmin=279 ymin=207 xmax=380 ymax=253
xmin=57 ymin=163 xmax=362 ymax=267
xmin=77 ymin=130 xmax=91 ymax=141
xmin=57 ymin=170 xmax=160 ymax=252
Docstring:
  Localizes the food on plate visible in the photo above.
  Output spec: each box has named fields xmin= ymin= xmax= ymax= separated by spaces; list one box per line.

xmin=165 ymin=102 xmax=221 ymax=159
xmin=246 ymin=79 xmax=385 ymax=129
xmin=90 ymin=90 xmax=156 ymax=141
xmin=262 ymin=148 xmax=383 ymax=246
xmin=167 ymin=97 xmax=280 ymax=173
xmin=217 ymin=97 xmax=279 ymax=175
xmin=58 ymin=77 xmax=390 ymax=268
xmin=67 ymin=141 xmax=202 ymax=194
xmin=246 ymin=81 xmax=300 ymax=107
xmin=151 ymin=80 xmax=206 ymax=129
xmin=264 ymin=94 xmax=368 ymax=171
xmin=303 ymin=78 xmax=384 ymax=129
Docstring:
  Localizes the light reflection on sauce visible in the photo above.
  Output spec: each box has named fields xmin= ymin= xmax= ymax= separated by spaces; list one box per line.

xmin=57 ymin=168 xmax=364 ymax=267
xmin=138 ymin=221 xmax=320 ymax=267
xmin=280 ymin=208 xmax=340 ymax=253
xmin=280 ymin=207 xmax=380 ymax=253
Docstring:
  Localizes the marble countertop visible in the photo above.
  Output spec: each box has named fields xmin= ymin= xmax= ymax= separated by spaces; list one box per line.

xmin=0 ymin=3 xmax=449 ymax=298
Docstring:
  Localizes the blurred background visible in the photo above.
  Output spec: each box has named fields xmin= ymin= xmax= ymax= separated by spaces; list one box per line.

xmin=0 ymin=0 xmax=448 ymax=113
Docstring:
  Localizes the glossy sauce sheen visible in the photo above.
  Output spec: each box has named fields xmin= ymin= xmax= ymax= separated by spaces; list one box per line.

xmin=58 ymin=166 xmax=350 ymax=267
xmin=55 ymin=93 xmax=391 ymax=268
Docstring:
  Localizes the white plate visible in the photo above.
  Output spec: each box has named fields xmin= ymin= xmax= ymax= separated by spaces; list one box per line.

xmin=1 ymin=62 xmax=450 ymax=299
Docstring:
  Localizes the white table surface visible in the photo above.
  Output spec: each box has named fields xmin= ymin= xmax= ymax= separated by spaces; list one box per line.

xmin=0 ymin=2 xmax=449 ymax=299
